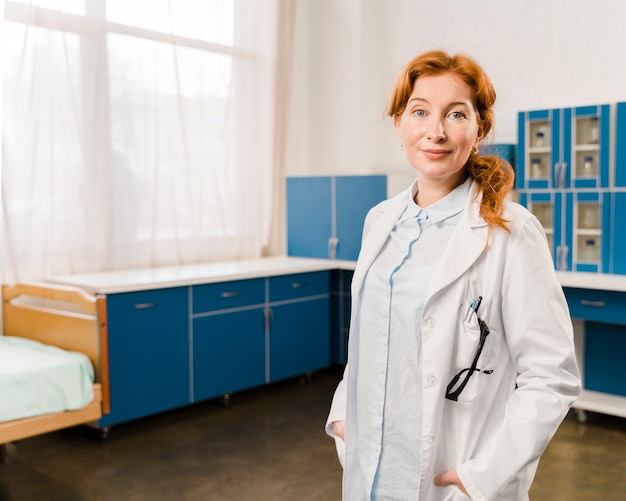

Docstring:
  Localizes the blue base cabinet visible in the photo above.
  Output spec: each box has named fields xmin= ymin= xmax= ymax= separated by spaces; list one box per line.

xmin=584 ymin=322 xmax=626 ymax=398
xmin=97 ymin=271 xmax=331 ymax=428
xmin=192 ymin=279 xmax=266 ymax=402
xmin=330 ymin=269 xmax=352 ymax=366
xmin=100 ymin=287 xmax=190 ymax=427
xmin=268 ymin=272 xmax=331 ymax=382
xmin=563 ymin=285 xmax=626 ymax=419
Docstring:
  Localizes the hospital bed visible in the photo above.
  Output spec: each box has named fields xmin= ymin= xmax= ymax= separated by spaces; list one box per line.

xmin=0 ymin=282 xmax=110 ymax=462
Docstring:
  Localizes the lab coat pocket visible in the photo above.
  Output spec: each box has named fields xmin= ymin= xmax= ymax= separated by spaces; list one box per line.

xmin=448 ymin=297 xmax=499 ymax=402
xmin=439 ymin=485 xmax=473 ymax=501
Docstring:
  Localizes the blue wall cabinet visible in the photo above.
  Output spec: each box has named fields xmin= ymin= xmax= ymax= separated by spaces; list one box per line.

xmin=517 ymin=105 xmax=609 ymax=191
xmin=101 ymin=287 xmax=190 ymax=426
xmin=518 ymin=104 xmax=614 ymax=273
xmin=268 ymin=272 xmax=330 ymax=382
xmin=192 ymin=279 xmax=266 ymax=402
xmin=287 ymin=175 xmax=387 ymax=261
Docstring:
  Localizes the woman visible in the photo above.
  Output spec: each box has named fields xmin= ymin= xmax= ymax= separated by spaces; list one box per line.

xmin=325 ymin=50 xmax=580 ymax=501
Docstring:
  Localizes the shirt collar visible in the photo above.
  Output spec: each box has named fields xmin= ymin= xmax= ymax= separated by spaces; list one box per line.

xmin=399 ymin=176 xmax=471 ymax=224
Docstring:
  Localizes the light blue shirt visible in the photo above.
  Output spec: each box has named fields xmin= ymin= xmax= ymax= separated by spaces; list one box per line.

xmin=358 ymin=178 xmax=470 ymax=499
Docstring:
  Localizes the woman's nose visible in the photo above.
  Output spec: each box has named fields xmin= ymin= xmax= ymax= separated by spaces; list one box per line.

xmin=426 ymin=119 xmax=446 ymax=141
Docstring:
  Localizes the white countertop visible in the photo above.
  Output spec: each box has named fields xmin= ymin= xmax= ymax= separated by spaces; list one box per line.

xmin=556 ymin=271 xmax=626 ymax=292
xmin=46 ymin=256 xmax=356 ymax=294
xmin=45 ymin=256 xmax=626 ymax=295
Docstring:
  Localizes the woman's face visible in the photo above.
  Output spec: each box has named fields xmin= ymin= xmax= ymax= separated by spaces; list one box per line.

xmin=395 ymin=72 xmax=482 ymax=187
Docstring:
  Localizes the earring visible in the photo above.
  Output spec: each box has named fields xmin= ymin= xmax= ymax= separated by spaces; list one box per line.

xmin=472 ymin=145 xmax=480 ymax=155
xmin=400 ymin=143 xmax=405 ymax=151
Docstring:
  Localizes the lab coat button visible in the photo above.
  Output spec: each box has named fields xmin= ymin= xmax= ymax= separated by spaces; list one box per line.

xmin=424 ymin=317 xmax=436 ymax=328
xmin=426 ymin=375 xmax=438 ymax=386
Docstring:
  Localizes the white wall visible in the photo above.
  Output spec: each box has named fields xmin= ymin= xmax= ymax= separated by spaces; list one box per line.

xmin=287 ymin=0 xmax=626 ymax=196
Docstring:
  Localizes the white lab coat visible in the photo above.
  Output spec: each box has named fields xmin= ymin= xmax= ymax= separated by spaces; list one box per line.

xmin=326 ymin=181 xmax=581 ymax=501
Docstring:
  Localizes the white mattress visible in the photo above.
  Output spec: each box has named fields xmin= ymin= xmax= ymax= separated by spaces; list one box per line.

xmin=0 ymin=336 xmax=94 ymax=422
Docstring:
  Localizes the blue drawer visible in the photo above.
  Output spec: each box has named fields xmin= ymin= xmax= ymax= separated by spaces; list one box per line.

xmin=584 ymin=322 xmax=626 ymax=397
xmin=269 ymin=271 xmax=329 ymax=303
xmin=193 ymin=278 xmax=265 ymax=313
xmin=563 ymin=287 xmax=626 ymax=325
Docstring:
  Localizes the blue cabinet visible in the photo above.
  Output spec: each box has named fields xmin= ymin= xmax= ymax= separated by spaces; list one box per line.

xmin=192 ymin=272 xmax=331 ymax=399
xmin=330 ymin=269 xmax=352 ymax=366
xmin=286 ymin=175 xmax=387 ymax=261
xmin=517 ymin=104 xmax=614 ymax=273
xmin=517 ymin=105 xmax=609 ymax=191
xmin=268 ymin=272 xmax=330 ymax=381
xmin=192 ymin=279 xmax=266 ymax=402
xmin=97 ymin=269 xmax=332 ymax=428
xmin=564 ymin=287 xmax=626 ymax=405
xmin=100 ymin=287 xmax=190 ymax=426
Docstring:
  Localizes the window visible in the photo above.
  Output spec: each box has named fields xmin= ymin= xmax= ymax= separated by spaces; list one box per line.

xmin=2 ymin=0 xmax=279 ymax=279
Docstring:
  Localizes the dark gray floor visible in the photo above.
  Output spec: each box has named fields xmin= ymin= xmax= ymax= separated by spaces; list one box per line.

xmin=1 ymin=370 xmax=626 ymax=500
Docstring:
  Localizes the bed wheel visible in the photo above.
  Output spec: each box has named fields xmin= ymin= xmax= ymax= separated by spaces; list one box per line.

xmin=574 ymin=409 xmax=588 ymax=424
xmin=94 ymin=426 xmax=112 ymax=441
xmin=220 ymin=394 xmax=230 ymax=407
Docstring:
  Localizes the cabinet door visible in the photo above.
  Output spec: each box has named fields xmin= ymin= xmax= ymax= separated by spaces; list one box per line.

xmin=192 ymin=279 xmax=266 ymax=400
xmin=334 ymin=176 xmax=387 ymax=261
xmin=269 ymin=297 xmax=330 ymax=382
xmin=584 ymin=322 xmax=626 ymax=397
xmin=330 ymin=269 xmax=352 ymax=365
xmin=569 ymin=191 xmax=611 ymax=273
xmin=517 ymin=108 xmax=566 ymax=190
xmin=571 ymin=105 xmax=610 ymax=189
xmin=192 ymin=308 xmax=265 ymax=401
xmin=286 ymin=176 xmax=332 ymax=259
xmin=101 ymin=287 xmax=189 ymax=426
xmin=268 ymin=271 xmax=330 ymax=382
xmin=519 ymin=191 xmax=569 ymax=270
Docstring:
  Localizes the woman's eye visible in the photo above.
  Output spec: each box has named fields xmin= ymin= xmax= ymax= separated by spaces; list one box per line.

xmin=412 ymin=109 xmax=426 ymax=117
xmin=450 ymin=111 xmax=467 ymax=119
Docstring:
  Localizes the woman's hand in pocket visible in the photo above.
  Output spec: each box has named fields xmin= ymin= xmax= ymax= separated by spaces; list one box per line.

xmin=332 ymin=420 xmax=346 ymax=440
xmin=433 ymin=469 xmax=470 ymax=498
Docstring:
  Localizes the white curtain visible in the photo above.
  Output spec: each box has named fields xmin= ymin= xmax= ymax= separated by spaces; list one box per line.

xmin=1 ymin=0 xmax=292 ymax=283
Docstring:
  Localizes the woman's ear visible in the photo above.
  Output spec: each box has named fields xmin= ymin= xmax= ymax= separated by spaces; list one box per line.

xmin=393 ymin=113 xmax=401 ymax=134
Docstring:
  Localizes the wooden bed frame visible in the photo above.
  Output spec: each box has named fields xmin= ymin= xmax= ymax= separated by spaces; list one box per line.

xmin=0 ymin=282 xmax=110 ymax=457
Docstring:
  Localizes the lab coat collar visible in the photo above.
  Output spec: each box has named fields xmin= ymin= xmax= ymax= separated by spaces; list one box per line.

xmin=426 ymin=181 xmax=489 ymax=300
xmin=352 ymin=179 xmax=488 ymax=301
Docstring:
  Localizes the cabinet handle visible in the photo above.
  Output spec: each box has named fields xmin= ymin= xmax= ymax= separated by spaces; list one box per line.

xmin=561 ymin=245 xmax=569 ymax=271
xmin=554 ymin=161 xmax=567 ymax=188
xmin=328 ymin=237 xmax=339 ymax=259
xmin=556 ymin=246 xmax=564 ymax=271
xmin=579 ymin=299 xmax=606 ymax=308
xmin=263 ymin=307 xmax=273 ymax=329
xmin=134 ymin=302 xmax=157 ymax=309
xmin=291 ymin=282 xmax=306 ymax=289
xmin=221 ymin=291 xmax=240 ymax=298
